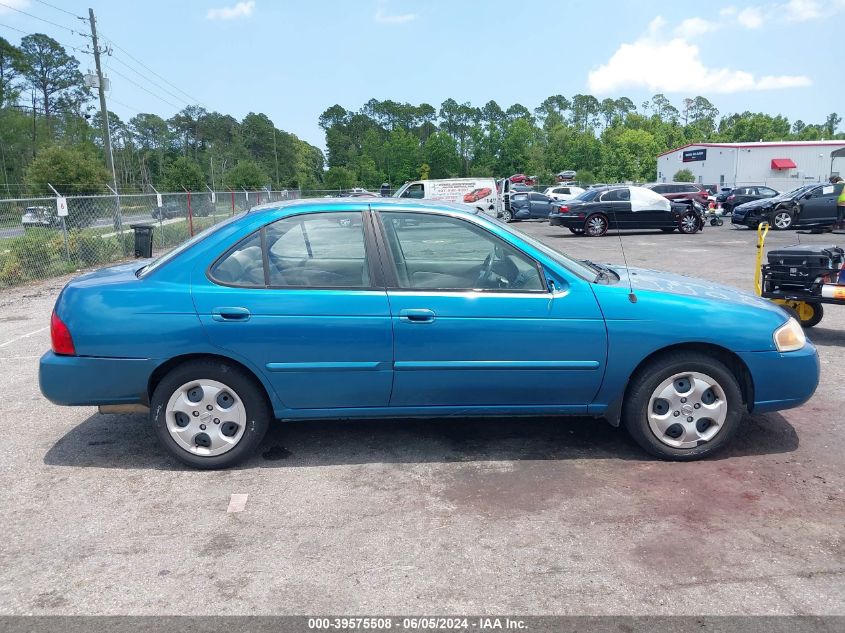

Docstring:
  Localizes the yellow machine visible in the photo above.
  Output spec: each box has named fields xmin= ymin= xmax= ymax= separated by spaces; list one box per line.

xmin=755 ymin=223 xmax=842 ymax=327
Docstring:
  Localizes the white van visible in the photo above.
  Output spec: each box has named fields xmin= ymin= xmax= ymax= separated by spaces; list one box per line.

xmin=393 ymin=178 xmax=500 ymax=217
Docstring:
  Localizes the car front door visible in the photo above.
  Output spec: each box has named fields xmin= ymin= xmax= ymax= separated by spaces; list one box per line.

xmin=599 ymin=188 xmax=635 ymax=229
xmin=374 ymin=210 xmax=607 ymax=409
xmin=192 ymin=210 xmax=393 ymax=410
xmin=797 ymin=185 xmax=839 ymax=225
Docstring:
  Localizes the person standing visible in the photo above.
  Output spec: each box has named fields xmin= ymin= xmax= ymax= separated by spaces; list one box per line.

xmin=833 ymin=176 xmax=845 ymax=233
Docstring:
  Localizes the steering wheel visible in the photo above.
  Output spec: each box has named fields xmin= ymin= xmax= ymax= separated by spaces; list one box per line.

xmin=476 ymin=245 xmax=503 ymax=287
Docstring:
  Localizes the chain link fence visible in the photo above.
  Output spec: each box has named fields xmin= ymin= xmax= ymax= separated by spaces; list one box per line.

xmin=0 ymin=189 xmax=299 ymax=289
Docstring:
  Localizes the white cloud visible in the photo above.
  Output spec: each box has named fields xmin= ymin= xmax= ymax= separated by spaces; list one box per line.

xmin=783 ymin=0 xmax=823 ymax=20
xmin=0 ymin=0 xmax=30 ymax=15
xmin=737 ymin=7 xmax=765 ymax=27
xmin=587 ymin=20 xmax=811 ymax=95
xmin=374 ymin=6 xmax=417 ymax=24
xmin=674 ymin=17 xmax=715 ymax=38
xmin=206 ymin=1 xmax=255 ymax=20
xmin=719 ymin=6 xmax=738 ymax=16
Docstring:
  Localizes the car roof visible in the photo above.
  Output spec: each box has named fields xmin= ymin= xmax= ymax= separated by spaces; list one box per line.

xmin=249 ymin=197 xmax=481 ymax=217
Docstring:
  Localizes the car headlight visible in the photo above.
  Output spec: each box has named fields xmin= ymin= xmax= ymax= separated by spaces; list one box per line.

xmin=773 ymin=317 xmax=806 ymax=352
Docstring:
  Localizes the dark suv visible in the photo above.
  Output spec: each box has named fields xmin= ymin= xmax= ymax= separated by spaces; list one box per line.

xmin=722 ymin=185 xmax=779 ymax=214
xmin=645 ymin=182 xmax=709 ymax=204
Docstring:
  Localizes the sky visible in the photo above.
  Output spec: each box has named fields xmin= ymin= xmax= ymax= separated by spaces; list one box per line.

xmin=0 ymin=0 xmax=841 ymax=151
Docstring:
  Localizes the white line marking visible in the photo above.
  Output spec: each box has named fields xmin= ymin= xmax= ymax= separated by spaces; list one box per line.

xmin=0 ymin=326 xmax=48 ymax=348
xmin=227 ymin=493 xmax=249 ymax=513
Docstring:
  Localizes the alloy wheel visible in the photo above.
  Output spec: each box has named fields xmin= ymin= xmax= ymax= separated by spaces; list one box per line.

xmin=585 ymin=215 xmax=607 ymax=236
xmin=773 ymin=211 xmax=792 ymax=230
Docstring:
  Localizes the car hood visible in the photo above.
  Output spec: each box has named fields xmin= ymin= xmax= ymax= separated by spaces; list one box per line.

xmin=609 ymin=265 xmax=784 ymax=313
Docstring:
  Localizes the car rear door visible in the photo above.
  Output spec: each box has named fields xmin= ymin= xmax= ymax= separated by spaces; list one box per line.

xmin=373 ymin=210 xmax=607 ymax=409
xmin=192 ymin=209 xmax=394 ymax=410
xmin=529 ymin=193 xmax=552 ymax=218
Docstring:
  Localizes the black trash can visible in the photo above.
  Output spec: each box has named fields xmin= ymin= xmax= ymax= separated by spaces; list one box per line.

xmin=130 ymin=223 xmax=154 ymax=258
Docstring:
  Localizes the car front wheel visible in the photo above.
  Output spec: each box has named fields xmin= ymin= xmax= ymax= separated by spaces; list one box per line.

xmin=500 ymin=209 xmax=513 ymax=223
xmin=151 ymin=360 xmax=271 ymax=469
xmin=678 ymin=212 xmax=700 ymax=234
xmin=622 ymin=351 xmax=744 ymax=461
xmin=771 ymin=209 xmax=793 ymax=230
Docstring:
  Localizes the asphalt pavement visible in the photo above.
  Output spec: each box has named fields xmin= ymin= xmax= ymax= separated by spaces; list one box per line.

xmin=0 ymin=221 xmax=843 ymax=615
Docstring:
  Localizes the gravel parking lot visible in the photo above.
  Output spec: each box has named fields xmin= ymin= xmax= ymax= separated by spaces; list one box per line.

xmin=1 ymin=221 xmax=843 ymax=616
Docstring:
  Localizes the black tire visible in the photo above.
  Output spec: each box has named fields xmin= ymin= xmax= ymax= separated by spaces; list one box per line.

xmin=622 ymin=351 xmax=744 ymax=461
xmin=569 ymin=227 xmax=584 ymax=235
xmin=150 ymin=359 xmax=272 ymax=469
xmin=799 ymin=302 xmax=824 ymax=328
xmin=660 ymin=228 xmax=675 ymax=233
xmin=584 ymin=213 xmax=608 ymax=237
xmin=678 ymin=212 xmax=700 ymax=234
xmin=500 ymin=209 xmax=513 ymax=223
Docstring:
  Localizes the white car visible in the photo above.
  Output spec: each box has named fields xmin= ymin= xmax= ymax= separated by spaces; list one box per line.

xmin=543 ymin=185 xmax=585 ymax=201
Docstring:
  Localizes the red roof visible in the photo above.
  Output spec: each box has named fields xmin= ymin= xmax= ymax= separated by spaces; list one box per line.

xmin=771 ymin=158 xmax=797 ymax=170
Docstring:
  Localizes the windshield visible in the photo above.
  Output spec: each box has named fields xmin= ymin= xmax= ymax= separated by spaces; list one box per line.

xmin=137 ymin=213 xmax=245 ymax=277
xmin=777 ymin=184 xmax=814 ymax=199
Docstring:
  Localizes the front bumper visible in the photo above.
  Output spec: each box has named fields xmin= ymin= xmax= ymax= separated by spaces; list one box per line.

xmin=39 ymin=351 xmax=156 ymax=406
xmin=737 ymin=342 xmax=820 ymax=413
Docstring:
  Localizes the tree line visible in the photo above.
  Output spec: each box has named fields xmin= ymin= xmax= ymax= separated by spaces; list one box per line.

xmin=1 ymin=32 xmax=843 ymax=197
xmin=320 ymin=95 xmax=843 ymax=189
xmin=0 ymin=33 xmax=324 ymax=196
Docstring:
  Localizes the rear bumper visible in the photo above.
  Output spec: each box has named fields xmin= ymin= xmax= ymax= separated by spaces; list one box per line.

xmin=549 ymin=215 xmax=582 ymax=228
xmin=39 ymin=351 xmax=155 ymax=406
xmin=737 ymin=343 xmax=820 ymax=413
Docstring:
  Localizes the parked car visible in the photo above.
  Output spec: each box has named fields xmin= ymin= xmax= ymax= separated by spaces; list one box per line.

xmin=548 ymin=186 xmax=704 ymax=236
xmin=555 ymin=170 xmax=577 ymax=181
xmin=645 ymin=182 xmax=709 ymax=205
xmin=39 ymin=198 xmax=818 ymax=468
xmin=543 ymin=185 xmax=586 ymax=201
xmin=508 ymin=173 xmax=536 ymax=186
xmin=21 ymin=206 xmax=59 ymax=229
xmin=721 ymin=185 xmax=779 ymax=214
xmin=502 ymin=192 xmax=555 ymax=221
xmin=152 ymin=199 xmax=213 ymax=221
xmin=714 ymin=187 xmax=734 ymax=204
xmin=731 ymin=183 xmax=844 ymax=230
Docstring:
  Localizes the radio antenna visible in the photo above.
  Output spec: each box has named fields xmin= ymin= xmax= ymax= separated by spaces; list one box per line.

xmin=610 ymin=200 xmax=637 ymax=303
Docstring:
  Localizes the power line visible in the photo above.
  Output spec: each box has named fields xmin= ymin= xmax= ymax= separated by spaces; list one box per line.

xmin=32 ymin=0 xmax=85 ymax=20
xmin=107 ymin=65 xmax=182 ymax=110
xmin=0 ymin=21 xmax=88 ymax=55
xmin=0 ymin=1 xmax=88 ymax=37
xmin=98 ymin=30 xmax=203 ymax=106
xmin=107 ymin=52 xmax=193 ymax=108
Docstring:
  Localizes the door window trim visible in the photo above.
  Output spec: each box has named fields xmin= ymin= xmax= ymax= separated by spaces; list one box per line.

xmin=206 ymin=210 xmax=385 ymax=291
xmin=373 ymin=210 xmax=549 ymax=294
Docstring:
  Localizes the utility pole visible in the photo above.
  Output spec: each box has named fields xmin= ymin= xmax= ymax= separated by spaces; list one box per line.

xmin=88 ymin=7 xmax=122 ymax=232
xmin=272 ymin=127 xmax=279 ymax=188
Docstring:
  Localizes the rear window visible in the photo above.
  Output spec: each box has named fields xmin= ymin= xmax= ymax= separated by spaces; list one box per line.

xmin=572 ymin=189 xmax=600 ymax=202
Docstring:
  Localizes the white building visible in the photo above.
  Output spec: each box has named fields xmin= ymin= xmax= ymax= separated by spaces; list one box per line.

xmin=656 ymin=140 xmax=845 ymax=191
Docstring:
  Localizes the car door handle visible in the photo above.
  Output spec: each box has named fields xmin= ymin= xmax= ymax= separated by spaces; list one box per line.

xmin=211 ymin=307 xmax=251 ymax=322
xmin=398 ymin=308 xmax=436 ymax=323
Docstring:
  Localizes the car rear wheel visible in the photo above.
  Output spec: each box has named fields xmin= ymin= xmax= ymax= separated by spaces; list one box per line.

xmin=584 ymin=213 xmax=608 ymax=237
xmin=151 ymin=360 xmax=271 ymax=469
xmin=678 ymin=212 xmax=700 ymax=234
xmin=500 ymin=209 xmax=513 ymax=223
xmin=771 ymin=209 xmax=793 ymax=230
xmin=568 ymin=227 xmax=584 ymax=235
xmin=622 ymin=351 xmax=744 ymax=461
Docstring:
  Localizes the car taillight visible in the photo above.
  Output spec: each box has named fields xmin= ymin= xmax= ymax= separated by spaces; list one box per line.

xmin=727 ymin=195 xmax=735 ymax=201
xmin=50 ymin=311 xmax=75 ymax=356
xmin=559 ymin=205 xmax=569 ymax=213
